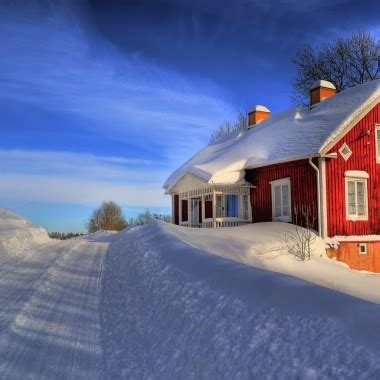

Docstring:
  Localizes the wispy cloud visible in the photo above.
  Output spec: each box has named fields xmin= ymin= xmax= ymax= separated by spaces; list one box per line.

xmin=0 ymin=2 xmax=235 ymax=214
xmin=0 ymin=2 xmax=234 ymax=158
xmin=0 ymin=149 xmax=167 ymax=206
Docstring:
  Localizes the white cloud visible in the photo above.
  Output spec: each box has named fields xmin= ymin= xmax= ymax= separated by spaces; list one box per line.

xmin=0 ymin=149 xmax=168 ymax=206
xmin=0 ymin=3 xmax=234 ymax=161
xmin=0 ymin=174 xmax=168 ymax=207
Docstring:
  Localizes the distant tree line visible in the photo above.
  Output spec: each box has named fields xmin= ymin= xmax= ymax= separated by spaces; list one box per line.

xmin=128 ymin=209 xmax=171 ymax=226
xmin=87 ymin=201 xmax=171 ymax=233
xmin=209 ymin=110 xmax=247 ymax=143
xmin=49 ymin=232 xmax=84 ymax=240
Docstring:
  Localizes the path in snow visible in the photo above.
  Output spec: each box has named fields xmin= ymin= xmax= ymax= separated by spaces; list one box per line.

xmin=0 ymin=236 xmax=110 ymax=379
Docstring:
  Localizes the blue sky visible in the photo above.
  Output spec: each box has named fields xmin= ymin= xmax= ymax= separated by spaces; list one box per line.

xmin=1 ymin=0 xmax=379 ymax=232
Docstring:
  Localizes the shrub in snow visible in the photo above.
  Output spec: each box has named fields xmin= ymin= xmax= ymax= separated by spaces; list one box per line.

xmin=88 ymin=201 xmax=127 ymax=232
xmin=284 ymin=205 xmax=317 ymax=261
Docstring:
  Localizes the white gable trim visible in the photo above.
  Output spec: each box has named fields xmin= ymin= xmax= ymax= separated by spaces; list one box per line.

xmin=319 ymin=95 xmax=380 ymax=155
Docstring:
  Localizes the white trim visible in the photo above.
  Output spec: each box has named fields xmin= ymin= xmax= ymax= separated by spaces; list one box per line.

xmin=309 ymin=157 xmax=322 ymax=237
xmin=320 ymin=158 xmax=328 ymax=238
xmin=358 ymin=243 xmax=367 ymax=255
xmin=270 ymin=177 xmax=291 ymax=185
xmin=375 ymin=124 xmax=380 ymax=163
xmin=345 ymin=176 xmax=368 ymax=221
xmin=319 ymin=94 xmax=380 ymax=155
xmin=344 ymin=170 xmax=369 ymax=179
xmin=270 ymin=178 xmax=292 ymax=223
xmin=339 ymin=143 xmax=352 ymax=161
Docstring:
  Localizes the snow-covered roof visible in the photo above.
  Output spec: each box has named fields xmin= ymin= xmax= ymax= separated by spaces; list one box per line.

xmin=164 ymin=80 xmax=380 ymax=192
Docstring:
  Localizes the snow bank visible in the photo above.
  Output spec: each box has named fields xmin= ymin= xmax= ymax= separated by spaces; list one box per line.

xmin=102 ymin=221 xmax=380 ymax=378
xmin=0 ymin=208 xmax=50 ymax=263
xmin=162 ymin=222 xmax=380 ymax=304
xmin=164 ymin=80 xmax=380 ymax=190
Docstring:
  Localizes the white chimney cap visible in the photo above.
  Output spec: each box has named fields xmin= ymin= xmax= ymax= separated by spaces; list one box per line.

xmin=250 ymin=105 xmax=270 ymax=113
xmin=310 ymin=80 xmax=336 ymax=91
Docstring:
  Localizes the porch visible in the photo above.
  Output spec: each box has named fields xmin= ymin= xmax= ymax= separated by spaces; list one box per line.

xmin=175 ymin=185 xmax=253 ymax=228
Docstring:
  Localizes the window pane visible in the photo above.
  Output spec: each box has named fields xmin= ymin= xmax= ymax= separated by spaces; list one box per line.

xmin=282 ymin=194 xmax=289 ymax=207
xmin=226 ymin=194 xmax=239 ymax=217
xmin=216 ymin=195 xmax=223 ymax=218
xmin=274 ymin=186 xmax=281 ymax=197
xmin=283 ymin=206 xmax=290 ymax=216
xmin=357 ymin=205 xmax=365 ymax=216
xmin=275 ymin=207 xmax=282 ymax=217
xmin=282 ymin=185 xmax=289 ymax=196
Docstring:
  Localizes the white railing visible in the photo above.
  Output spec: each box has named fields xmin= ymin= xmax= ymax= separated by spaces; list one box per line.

xmin=201 ymin=218 xmax=249 ymax=228
xmin=215 ymin=220 xmax=249 ymax=228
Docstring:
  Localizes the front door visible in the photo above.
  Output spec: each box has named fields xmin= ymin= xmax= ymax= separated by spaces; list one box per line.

xmin=191 ymin=199 xmax=201 ymax=225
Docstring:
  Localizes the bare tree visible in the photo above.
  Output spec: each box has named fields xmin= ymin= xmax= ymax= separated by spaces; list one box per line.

xmin=88 ymin=201 xmax=127 ymax=233
xmin=210 ymin=110 xmax=247 ymax=143
xmin=292 ymin=31 xmax=380 ymax=105
xmin=284 ymin=204 xmax=317 ymax=261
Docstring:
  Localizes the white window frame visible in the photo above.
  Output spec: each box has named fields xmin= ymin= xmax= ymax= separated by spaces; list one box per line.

xmin=339 ymin=143 xmax=352 ymax=161
xmin=215 ymin=193 xmax=243 ymax=219
xmin=375 ymin=125 xmax=380 ymax=163
xmin=345 ymin=176 xmax=368 ymax=221
xmin=270 ymin=178 xmax=292 ymax=222
xmin=358 ymin=243 xmax=367 ymax=255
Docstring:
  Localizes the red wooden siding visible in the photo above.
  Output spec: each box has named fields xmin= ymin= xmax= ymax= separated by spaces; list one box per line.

xmin=246 ymin=159 xmax=318 ymax=230
xmin=326 ymin=103 xmax=380 ymax=237
xmin=174 ymin=195 xmax=179 ymax=225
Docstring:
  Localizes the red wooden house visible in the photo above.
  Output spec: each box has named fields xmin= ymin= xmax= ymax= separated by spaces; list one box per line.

xmin=164 ymin=80 xmax=380 ymax=272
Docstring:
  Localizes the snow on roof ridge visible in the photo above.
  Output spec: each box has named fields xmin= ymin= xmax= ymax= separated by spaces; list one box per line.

xmin=311 ymin=80 xmax=336 ymax=90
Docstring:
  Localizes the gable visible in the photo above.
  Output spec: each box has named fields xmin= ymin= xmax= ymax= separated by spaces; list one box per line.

xmin=169 ymin=173 xmax=208 ymax=194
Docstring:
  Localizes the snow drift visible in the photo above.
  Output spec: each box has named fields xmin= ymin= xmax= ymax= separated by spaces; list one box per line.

xmin=0 ymin=208 xmax=50 ymax=263
xmin=101 ymin=221 xmax=380 ymax=378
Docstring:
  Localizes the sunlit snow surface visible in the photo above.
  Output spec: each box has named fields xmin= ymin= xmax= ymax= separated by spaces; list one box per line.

xmin=0 ymin=211 xmax=379 ymax=378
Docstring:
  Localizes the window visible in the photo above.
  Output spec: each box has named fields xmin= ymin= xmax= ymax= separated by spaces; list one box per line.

xmin=215 ymin=194 xmax=243 ymax=218
xmin=339 ymin=143 xmax=352 ymax=161
xmin=345 ymin=176 xmax=368 ymax=220
xmin=376 ymin=125 xmax=380 ymax=163
xmin=271 ymin=178 xmax=291 ymax=222
xmin=226 ymin=194 xmax=239 ymax=217
xmin=358 ymin=243 xmax=367 ymax=255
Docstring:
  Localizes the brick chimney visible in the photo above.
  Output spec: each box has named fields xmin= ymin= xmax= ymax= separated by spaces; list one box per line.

xmin=248 ymin=105 xmax=270 ymax=128
xmin=310 ymin=80 xmax=336 ymax=106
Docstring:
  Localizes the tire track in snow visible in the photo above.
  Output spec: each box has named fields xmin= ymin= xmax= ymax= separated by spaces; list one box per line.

xmin=0 ymin=236 xmax=110 ymax=379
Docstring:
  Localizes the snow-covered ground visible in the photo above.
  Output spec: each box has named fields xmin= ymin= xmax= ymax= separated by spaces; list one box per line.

xmin=0 ymin=208 xmax=50 ymax=264
xmin=1 ymin=210 xmax=380 ymax=378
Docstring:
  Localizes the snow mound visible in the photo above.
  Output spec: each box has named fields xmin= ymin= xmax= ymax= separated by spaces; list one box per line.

xmin=156 ymin=221 xmax=380 ymax=304
xmin=0 ymin=208 xmax=50 ymax=262
xmin=102 ymin=221 xmax=380 ymax=378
